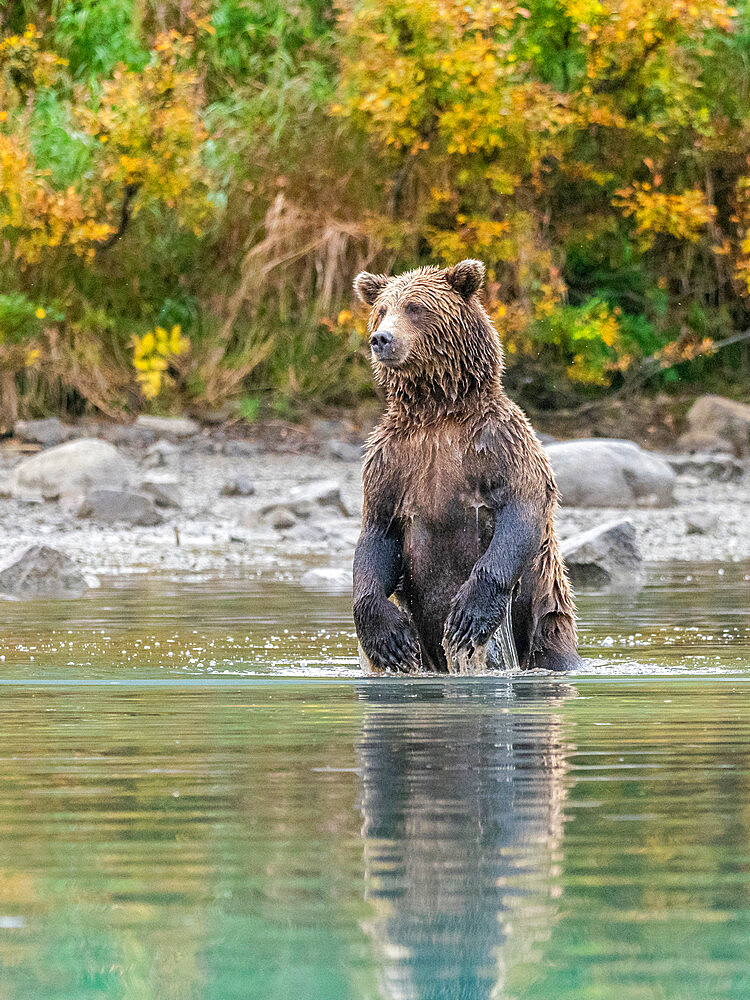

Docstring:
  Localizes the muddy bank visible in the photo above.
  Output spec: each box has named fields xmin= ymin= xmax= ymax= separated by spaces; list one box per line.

xmin=0 ymin=422 xmax=748 ymax=588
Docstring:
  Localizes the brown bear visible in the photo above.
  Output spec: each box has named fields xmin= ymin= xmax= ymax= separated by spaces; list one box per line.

xmin=351 ymin=259 xmax=581 ymax=673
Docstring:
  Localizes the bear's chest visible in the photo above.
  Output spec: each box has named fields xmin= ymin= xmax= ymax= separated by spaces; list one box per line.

xmin=387 ymin=427 xmax=495 ymax=529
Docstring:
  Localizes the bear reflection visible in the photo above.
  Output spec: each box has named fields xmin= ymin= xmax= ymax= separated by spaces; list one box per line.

xmin=356 ymin=679 xmax=575 ymax=1000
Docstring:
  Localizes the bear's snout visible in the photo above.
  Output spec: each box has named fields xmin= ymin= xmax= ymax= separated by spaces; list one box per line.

xmin=370 ymin=328 xmax=395 ymax=359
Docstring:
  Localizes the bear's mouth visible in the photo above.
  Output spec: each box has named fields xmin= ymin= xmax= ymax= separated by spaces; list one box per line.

xmin=373 ymin=353 xmax=402 ymax=368
xmin=371 ymin=343 xmax=408 ymax=368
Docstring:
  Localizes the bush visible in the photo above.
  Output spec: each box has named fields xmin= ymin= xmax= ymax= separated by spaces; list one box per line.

xmin=0 ymin=0 xmax=749 ymax=424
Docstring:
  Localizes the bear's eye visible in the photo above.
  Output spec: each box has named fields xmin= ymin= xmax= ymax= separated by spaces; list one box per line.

xmin=405 ymin=302 xmax=424 ymax=320
xmin=375 ymin=306 xmax=386 ymax=324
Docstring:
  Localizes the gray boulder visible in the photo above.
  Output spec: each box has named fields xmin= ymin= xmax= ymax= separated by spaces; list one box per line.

xmin=221 ymin=475 xmax=256 ymax=497
xmin=10 ymin=438 xmax=132 ymax=500
xmin=222 ymin=440 xmax=258 ymax=458
xmin=289 ymin=480 xmax=350 ymax=517
xmin=96 ymin=422 xmax=155 ymax=448
xmin=320 ymin=521 xmax=361 ymax=549
xmin=545 ymin=439 xmax=675 ymax=508
xmin=0 ymin=545 xmax=91 ymax=599
xmin=677 ymin=395 xmax=750 ymax=456
xmin=299 ymin=566 xmax=353 ymax=592
xmin=283 ymin=521 xmax=329 ymax=543
xmin=144 ymin=439 xmax=181 ymax=470
xmin=134 ymin=415 xmax=199 ymax=440
xmin=561 ymin=518 xmax=642 ymax=588
xmin=685 ymin=511 xmax=718 ymax=536
xmin=260 ymin=479 xmax=350 ymax=519
xmin=327 ymin=440 xmax=363 ymax=463
xmin=76 ymin=488 xmax=163 ymax=526
xmin=662 ymin=451 xmax=745 ymax=482
xmin=14 ymin=418 xmax=74 ymax=448
xmin=138 ymin=475 xmax=181 ymax=509
xmin=265 ymin=506 xmax=298 ymax=530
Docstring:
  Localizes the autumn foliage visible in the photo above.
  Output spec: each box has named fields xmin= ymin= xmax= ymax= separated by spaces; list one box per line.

xmin=1 ymin=1 xmax=749 ymax=424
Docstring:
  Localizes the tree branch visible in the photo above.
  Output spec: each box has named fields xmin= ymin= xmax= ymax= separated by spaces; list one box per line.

xmin=523 ymin=327 xmax=750 ymax=420
xmin=591 ymin=39 xmax=661 ymax=95
xmin=95 ymin=183 xmax=140 ymax=251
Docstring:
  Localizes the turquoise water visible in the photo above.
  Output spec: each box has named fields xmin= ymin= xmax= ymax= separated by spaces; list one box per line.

xmin=0 ymin=563 xmax=748 ymax=999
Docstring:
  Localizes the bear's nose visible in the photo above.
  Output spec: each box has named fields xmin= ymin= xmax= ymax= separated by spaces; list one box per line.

xmin=370 ymin=330 xmax=394 ymax=354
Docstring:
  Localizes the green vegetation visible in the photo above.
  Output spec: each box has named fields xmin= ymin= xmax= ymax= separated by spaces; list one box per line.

xmin=1 ymin=0 xmax=750 ymax=426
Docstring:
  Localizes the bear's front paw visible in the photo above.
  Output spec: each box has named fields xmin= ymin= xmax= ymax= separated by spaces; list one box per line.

xmin=443 ymin=579 xmax=509 ymax=657
xmin=355 ymin=599 xmax=421 ymax=673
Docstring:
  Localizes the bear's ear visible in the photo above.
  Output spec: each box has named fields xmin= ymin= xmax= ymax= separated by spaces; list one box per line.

xmin=353 ymin=271 xmax=388 ymax=306
xmin=444 ymin=259 xmax=485 ymax=299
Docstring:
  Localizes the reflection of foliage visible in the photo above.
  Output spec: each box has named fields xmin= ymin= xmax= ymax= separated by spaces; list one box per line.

xmin=0 ymin=683 xmax=381 ymax=1000
xmin=1 ymin=1 xmax=750 ymax=419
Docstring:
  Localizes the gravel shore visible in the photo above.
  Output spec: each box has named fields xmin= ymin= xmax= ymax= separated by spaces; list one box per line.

xmin=1 ymin=429 xmax=749 ymax=586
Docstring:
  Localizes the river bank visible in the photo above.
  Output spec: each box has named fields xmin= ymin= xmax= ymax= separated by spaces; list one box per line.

xmin=1 ymin=418 xmax=748 ymax=587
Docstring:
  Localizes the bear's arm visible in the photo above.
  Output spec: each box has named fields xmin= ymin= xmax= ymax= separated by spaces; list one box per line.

xmin=473 ymin=494 xmax=544 ymax=592
xmin=474 ymin=412 xmax=553 ymax=587
xmin=444 ymin=495 xmax=544 ymax=654
xmin=352 ymin=463 xmax=421 ymax=671
xmin=444 ymin=418 xmax=551 ymax=654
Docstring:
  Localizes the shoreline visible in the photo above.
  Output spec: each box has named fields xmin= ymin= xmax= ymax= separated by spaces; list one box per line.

xmin=2 ymin=432 xmax=749 ymax=586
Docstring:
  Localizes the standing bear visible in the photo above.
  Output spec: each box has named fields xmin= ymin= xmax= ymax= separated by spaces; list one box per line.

xmin=352 ymin=259 xmax=581 ymax=673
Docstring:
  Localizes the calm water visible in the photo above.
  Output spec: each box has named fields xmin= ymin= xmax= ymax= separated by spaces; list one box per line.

xmin=0 ymin=563 xmax=748 ymax=999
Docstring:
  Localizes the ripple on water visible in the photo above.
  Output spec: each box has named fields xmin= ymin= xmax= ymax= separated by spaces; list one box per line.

xmin=0 ymin=561 xmax=747 ymax=681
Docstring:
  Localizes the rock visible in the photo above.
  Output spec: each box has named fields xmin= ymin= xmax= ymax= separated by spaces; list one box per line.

xmin=10 ymin=438 xmax=132 ymax=500
xmin=545 ymin=439 xmax=675 ymax=508
xmin=97 ymin=422 xmax=155 ymax=448
xmin=272 ymin=479 xmax=350 ymax=517
xmin=0 ymin=474 xmax=11 ymax=499
xmin=685 ymin=511 xmax=718 ymax=536
xmin=320 ymin=521 xmax=361 ymax=549
xmin=299 ymin=566 xmax=353 ymax=592
xmin=561 ymin=518 xmax=642 ymax=588
xmin=144 ymin=439 xmax=181 ymax=470
xmin=0 ymin=545 xmax=91 ymax=599
xmin=677 ymin=395 xmax=750 ymax=456
xmin=266 ymin=507 xmax=298 ymax=530
xmin=662 ymin=452 xmax=746 ymax=483
xmin=221 ymin=475 xmax=256 ymax=497
xmin=327 ymin=439 xmax=363 ymax=463
xmin=311 ymin=417 xmax=349 ymax=440
xmin=283 ymin=521 xmax=328 ymax=543
xmin=139 ymin=475 xmax=181 ymax=508
xmin=290 ymin=479 xmax=349 ymax=515
xmin=198 ymin=406 xmax=233 ymax=425
xmin=14 ymin=418 xmax=74 ymax=448
xmin=675 ymin=431 xmax=735 ymax=455
xmin=222 ymin=440 xmax=258 ymax=458
xmin=134 ymin=415 xmax=200 ymax=440
xmin=76 ymin=488 xmax=164 ymax=526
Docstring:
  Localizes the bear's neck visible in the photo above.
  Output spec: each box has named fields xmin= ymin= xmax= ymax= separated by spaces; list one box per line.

xmin=383 ymin=361 xmax=505 ymax=425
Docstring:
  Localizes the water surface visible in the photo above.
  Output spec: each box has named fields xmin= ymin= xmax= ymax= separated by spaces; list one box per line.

xmin=0 ymin=561 xmax=747 ymax=679
xmin=0 ymin=563 xmax=748 ymax=999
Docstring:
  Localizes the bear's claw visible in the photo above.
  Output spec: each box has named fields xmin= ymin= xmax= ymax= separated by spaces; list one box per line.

xmin=356 ymin=599 xmax=421 ymax=672
xmin=443 ymin=581 xmax=509 ymax=656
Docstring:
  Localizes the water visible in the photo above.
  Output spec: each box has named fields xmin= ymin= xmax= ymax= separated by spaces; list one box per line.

xmin=0 ymin=562 xmax=748 ymax=999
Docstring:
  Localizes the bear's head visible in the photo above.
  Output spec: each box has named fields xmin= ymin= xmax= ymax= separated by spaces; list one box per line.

xmin=353 ymin=260 xmax=502 ymax=408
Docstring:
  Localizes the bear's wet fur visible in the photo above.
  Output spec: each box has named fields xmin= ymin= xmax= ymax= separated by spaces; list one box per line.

xmin=352 ymin=259 xmax=581 ymax=673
